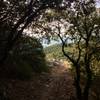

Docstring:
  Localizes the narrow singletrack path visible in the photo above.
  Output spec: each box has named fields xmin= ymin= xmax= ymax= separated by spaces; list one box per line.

xmin=1 ymin=61 xmax=76 ymax=100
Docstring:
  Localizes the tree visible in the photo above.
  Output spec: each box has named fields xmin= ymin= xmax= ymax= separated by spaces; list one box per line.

xmin=31 ymin=0 xmax=100 ymax=100
xmin=0 ymin=0 xmax=65 ymax=66
xmin=56 ymin=2 xmax=100 ymax=100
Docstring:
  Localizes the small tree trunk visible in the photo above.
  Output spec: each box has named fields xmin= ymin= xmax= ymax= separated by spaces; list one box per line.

xmin=83 ymin=64 xmax=92 ymax=100
xmin=75 ymin=78 xmax=82 ymax=100
xmin=83 ymin=76 xmax=92 ymax=100
xmin=74 ymin=65 xmax=82 ymax=100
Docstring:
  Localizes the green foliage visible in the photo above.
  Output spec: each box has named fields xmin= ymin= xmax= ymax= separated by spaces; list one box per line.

xmin=44 ymin=44 xmax=64 ymax=60
xmin=6 ymin=35 xmax=48 ymax=79
xmin=14 ymin=59 xmax=33 ymax=79
xmin=44 ymin=43 xmax=75 ymax=60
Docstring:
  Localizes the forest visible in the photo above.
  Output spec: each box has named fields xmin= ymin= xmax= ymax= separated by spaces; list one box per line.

xmin=0 ymin=0 xmax=100 ymax=100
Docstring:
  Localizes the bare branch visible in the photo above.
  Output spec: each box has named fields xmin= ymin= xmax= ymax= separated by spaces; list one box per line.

xmin=76 ymin=36 xmax=82 ymax=63
xmin=56 ymin=22 xmax=78 ymax=65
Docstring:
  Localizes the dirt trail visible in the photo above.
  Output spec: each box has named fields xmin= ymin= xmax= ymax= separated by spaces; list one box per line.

xmin=41 ymin=61 xmax=75 ymax=100
xmin=1 ymin=61 xmax=76 ymax=100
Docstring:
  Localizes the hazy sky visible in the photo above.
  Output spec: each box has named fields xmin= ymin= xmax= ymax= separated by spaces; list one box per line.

xmin=96 ymin=0 xmax=100 ymax=8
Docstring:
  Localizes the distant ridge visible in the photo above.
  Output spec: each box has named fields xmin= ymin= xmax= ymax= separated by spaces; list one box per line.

xmin=96 ymin=8 xmax=100 ymax=14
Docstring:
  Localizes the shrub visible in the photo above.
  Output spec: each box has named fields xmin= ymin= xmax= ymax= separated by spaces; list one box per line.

xmin=5 ymin=35 xmax=48 ymax=79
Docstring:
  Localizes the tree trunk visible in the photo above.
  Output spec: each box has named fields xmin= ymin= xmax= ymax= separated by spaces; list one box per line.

xmin=75 ymin=78 xmax=82 ymax=100
xmin=83 ymin=63 xmax=92 ymax=100
xmin=74 ymin=65 xmax=82 ymax=100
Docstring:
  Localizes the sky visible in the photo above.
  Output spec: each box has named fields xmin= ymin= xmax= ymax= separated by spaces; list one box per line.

xmin=96 ymin=0 xmax=100 ymax=8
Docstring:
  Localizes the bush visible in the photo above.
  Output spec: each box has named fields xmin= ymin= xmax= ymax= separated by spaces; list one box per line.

xmin=5 ymin=35 xmax=49 ymax=79
xmin=15 ymin=59 xmax=33 ymax=79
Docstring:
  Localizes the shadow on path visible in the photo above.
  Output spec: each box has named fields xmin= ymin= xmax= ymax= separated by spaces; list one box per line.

xmin=0 ymin=61 xmax=76 ymax=100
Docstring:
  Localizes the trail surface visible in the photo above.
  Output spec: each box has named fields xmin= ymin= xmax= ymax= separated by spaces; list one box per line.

xmin=1 ymin=61 xmax=76 ymax=100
